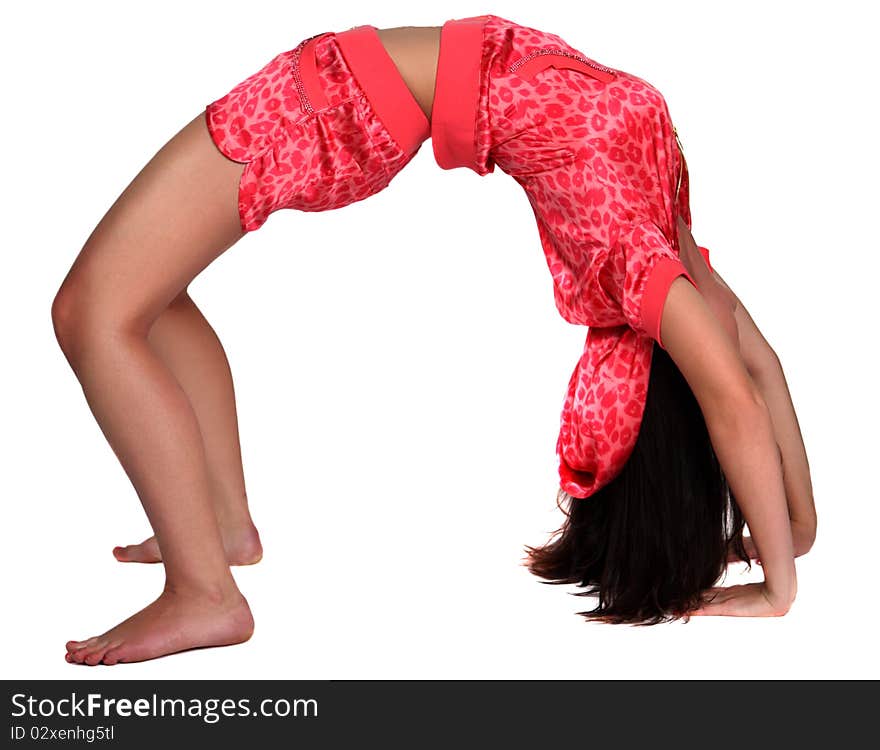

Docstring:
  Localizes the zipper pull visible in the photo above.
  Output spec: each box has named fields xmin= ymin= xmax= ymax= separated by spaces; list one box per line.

xmin=673 ymin=126 xmax=685 ymax=204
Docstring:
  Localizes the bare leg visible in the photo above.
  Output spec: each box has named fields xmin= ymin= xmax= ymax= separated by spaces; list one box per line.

xmin=53 ymin=110 xmax=254 ymax=665
xmin=113 ymin=290 xmax=262 ymax=565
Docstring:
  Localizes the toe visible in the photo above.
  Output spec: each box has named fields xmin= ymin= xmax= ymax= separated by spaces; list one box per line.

xmin=67 ymin=637 xmax=97 ymax=653
xmin=102 ymin=645 xmax=126 ymax=666
xmin=113 ymin=545 xmax=137 ymax=562
xmin=70 ymin=648 xmax=89 ymax=664
xmin=113 ymin=540 xmax=160 ymax=563
xmin=84 ymin=650 xmax=106 ymax=666
xmin=82 ymin=640 xmax=112 ymax=666
xmin=72 ymin=638 xmax=105 ymax=663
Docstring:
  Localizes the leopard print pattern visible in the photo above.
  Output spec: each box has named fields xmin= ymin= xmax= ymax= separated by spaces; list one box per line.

xmin=473 ymin=14 xmax=698 ymax=498
xmin=205 ymin=32 xmax=421 ymax=232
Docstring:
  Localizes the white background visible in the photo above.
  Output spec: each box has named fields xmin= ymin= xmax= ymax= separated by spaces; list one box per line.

xmin=2 ymin=0 xmax=877 ymax=679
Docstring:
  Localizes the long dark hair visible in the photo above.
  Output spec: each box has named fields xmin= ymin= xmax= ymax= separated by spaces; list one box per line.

xmin=523 ymin=340 xmax=751 ymax=625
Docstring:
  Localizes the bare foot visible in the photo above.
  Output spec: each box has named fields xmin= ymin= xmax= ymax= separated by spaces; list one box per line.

xmin=65 ymin=587 xmax=254 ymax=666
xmin=113 ymin=524 xmax=263 ymax=566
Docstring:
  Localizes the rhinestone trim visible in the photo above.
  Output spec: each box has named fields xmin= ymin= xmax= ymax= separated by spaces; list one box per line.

xmin=290 ymin=33 xmax=327 ymax=115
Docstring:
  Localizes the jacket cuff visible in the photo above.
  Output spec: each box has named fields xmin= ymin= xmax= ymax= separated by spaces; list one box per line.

xmin=639 ymin=257 xmax=698 ymax=349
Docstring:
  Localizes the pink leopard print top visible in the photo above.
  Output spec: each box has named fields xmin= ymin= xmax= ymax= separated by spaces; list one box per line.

xmin=433 ymin=15 xmax=712 ymax=498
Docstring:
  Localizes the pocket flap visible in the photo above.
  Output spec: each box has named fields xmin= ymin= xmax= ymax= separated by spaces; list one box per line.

xmin=513 ymin=53 xmax=616 ymax=84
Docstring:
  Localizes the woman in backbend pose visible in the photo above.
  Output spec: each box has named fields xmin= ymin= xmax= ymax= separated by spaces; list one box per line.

xmin=53 ymin=14 xmax=816 ymax=665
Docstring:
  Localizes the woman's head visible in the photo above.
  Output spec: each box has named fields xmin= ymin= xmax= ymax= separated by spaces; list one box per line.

xmin=524 ymin=340 xmax=750 ymax=625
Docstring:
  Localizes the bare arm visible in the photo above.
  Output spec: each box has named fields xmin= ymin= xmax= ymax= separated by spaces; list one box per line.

xmin=711 ymin=270 xmax=817 ymax=557
xmin=660 ymin=276 xmax=797 ymax=615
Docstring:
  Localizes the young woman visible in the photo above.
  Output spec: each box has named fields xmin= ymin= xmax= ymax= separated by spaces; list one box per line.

xmin=53 ymin=14 xmax=816 ymax=665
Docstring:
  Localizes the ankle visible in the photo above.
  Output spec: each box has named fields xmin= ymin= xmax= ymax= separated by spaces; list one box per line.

xmin=163 ymin=577 xmax=242 ymax=605
xmin=215 ymin=508 xmax=258 ymax=533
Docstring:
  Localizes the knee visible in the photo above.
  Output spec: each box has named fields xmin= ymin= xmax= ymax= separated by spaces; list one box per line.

xmin=52 ymin=275 xmax=168 ymax=365
xmin=51 ymin=280 xmax=92 ymax=364
xmin=51 ymin=279 xmax=137 ymax=366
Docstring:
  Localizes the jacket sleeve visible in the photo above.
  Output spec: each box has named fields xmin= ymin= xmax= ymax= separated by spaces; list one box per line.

xmin=556 ymin=221 xmax=702 ymax=499
xmin=606 ymin=219 xmax=700 ymax=350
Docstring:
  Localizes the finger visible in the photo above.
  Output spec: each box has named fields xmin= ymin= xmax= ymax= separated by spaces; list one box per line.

xmin=692 ymin=588 xmax=736 ymax=616
xmin=691 ymin=601 xmax=725 ymax=616
xmin=694 ymin=588 xmax=727 ymax=610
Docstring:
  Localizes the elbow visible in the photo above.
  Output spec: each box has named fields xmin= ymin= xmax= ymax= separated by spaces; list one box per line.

xmin=707 ymin=379 xmax=771 ymax=435
xmin=792 ymin=514 xmax=818 ymax=558
xmin=745 ymin=343 xmax=781 ymax=386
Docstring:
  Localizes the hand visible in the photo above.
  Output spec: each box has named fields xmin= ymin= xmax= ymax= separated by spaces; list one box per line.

xmin=689 ymin=583 xmax=792 ymax=618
